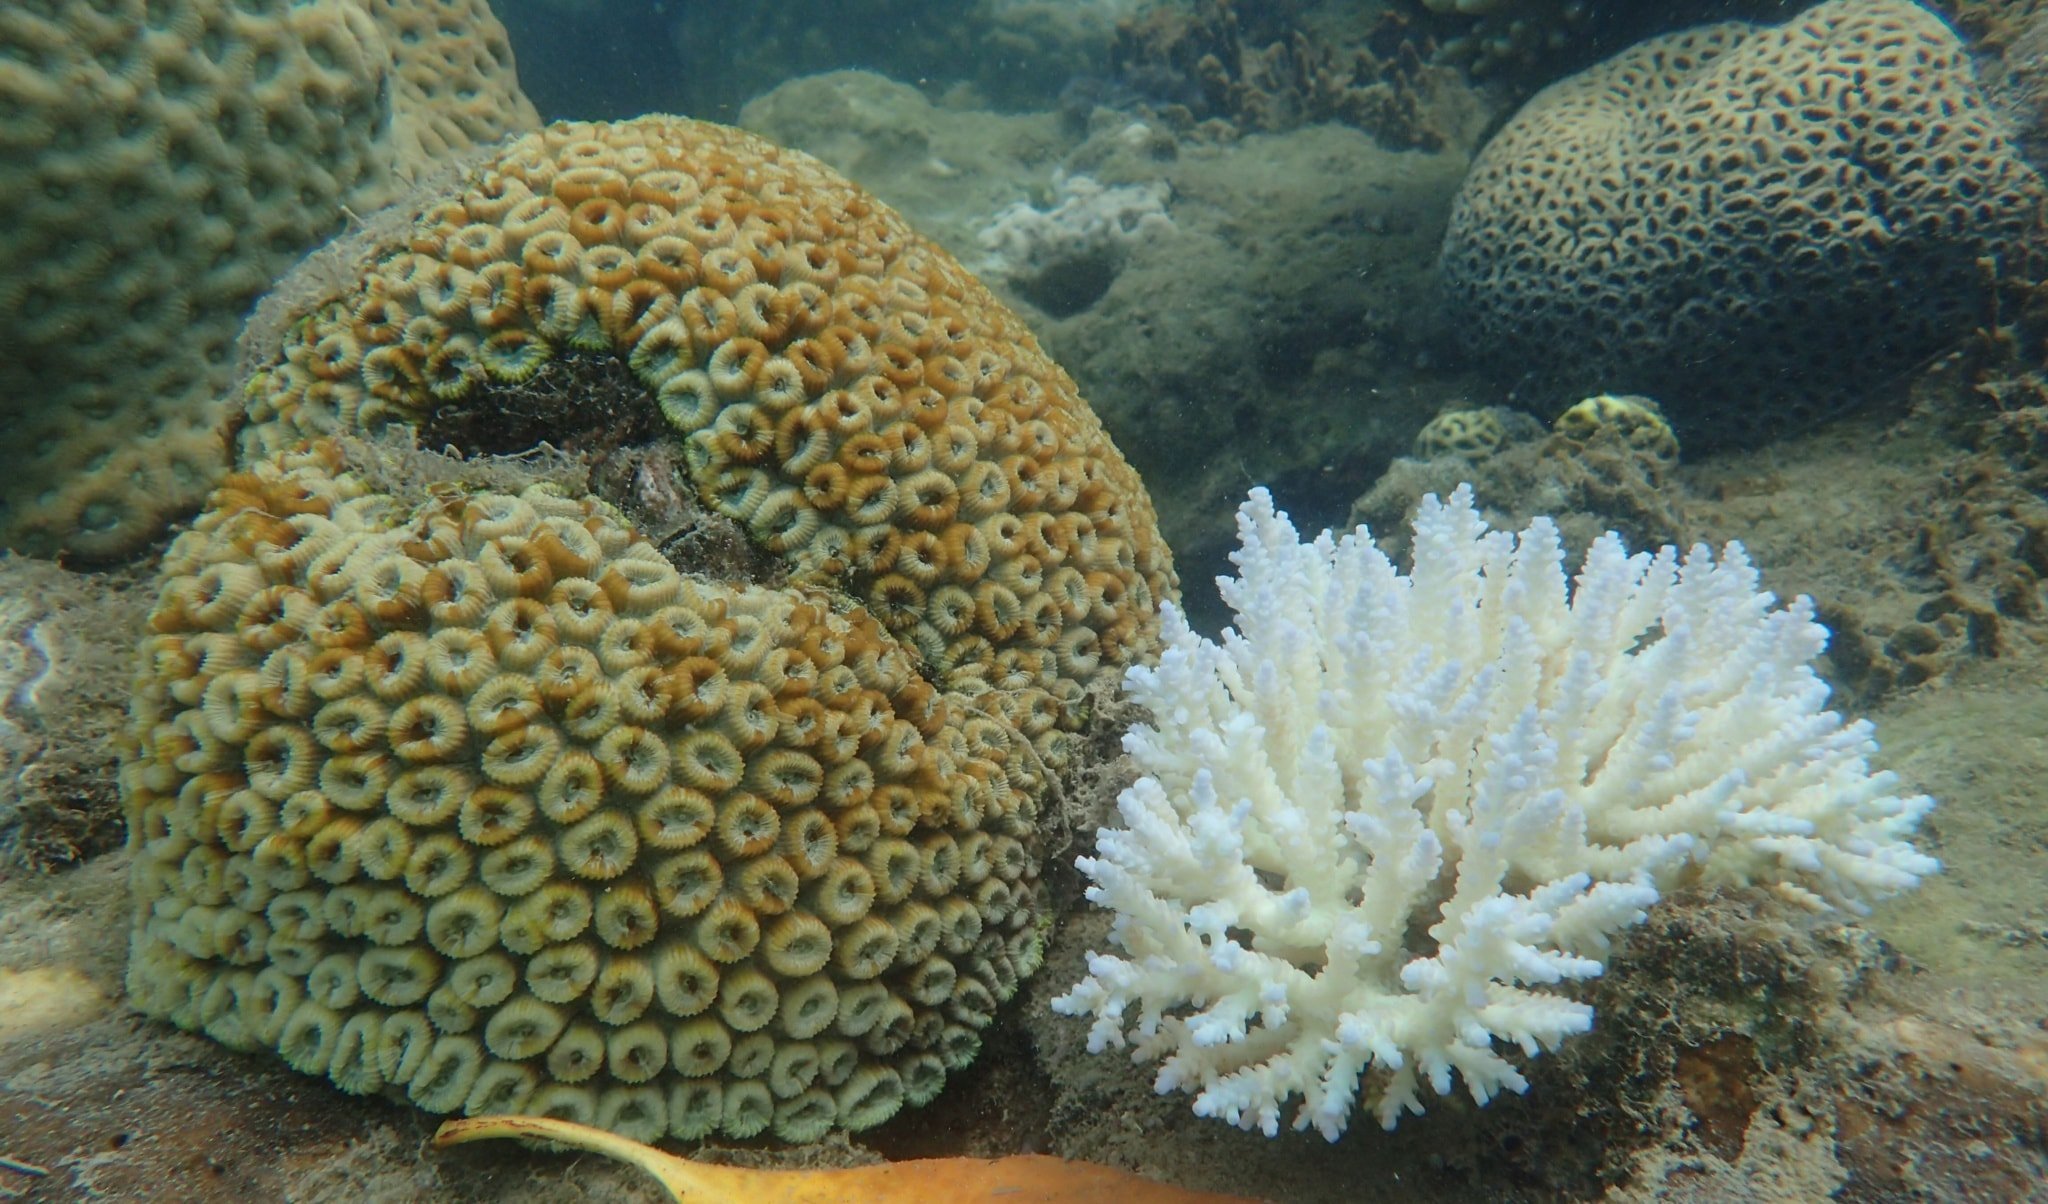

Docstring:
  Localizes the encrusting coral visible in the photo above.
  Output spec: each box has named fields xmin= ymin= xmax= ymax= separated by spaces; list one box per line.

xmin=125 ymin=114 xmax=1179 ymax=1144
xmin=1054 ymin=486 xmax=1937 ymax=1139
xmin=1552 ymin=394 xmax=1678 ymax=461
xmin=1438 ymin=0 xmax=2046 ymax=446
xmin=1411 ymin=406 xmax=1543 ymax=460
xmin=0 ymin=0 xmax=538 ymax=561
xmin=242 ymin=114 xmax=1177 ymax=770
xmin=125 ymin=444 xmax=1051 ymax=1142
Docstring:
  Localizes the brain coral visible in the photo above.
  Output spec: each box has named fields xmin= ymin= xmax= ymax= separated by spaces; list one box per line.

xmin=127 ymin=114 xmax=1177 ymax=1141
xmin=125 ymin=443 xmax=1050 ymax=1141
xmin=1438 ymin=0 xmax=2047 ymax=446
xmin=243 ymin=115 xmax=1177 ymax=765
xmin=0 ymin=0 xmax=537 ymax=561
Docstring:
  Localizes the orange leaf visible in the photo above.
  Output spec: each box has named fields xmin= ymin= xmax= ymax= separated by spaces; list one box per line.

xmin=432 ymin=1114 xmax=1269 ymax=1204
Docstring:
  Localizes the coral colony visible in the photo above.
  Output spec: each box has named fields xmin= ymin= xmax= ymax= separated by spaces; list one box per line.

xmin=1438 ymin=0 xmax=2044 ymax=444
xmin=122 ymin=117 xmax=1176 ymax=1144
xmin=0 ymin=0 xmax=537 ymax=560
xmin=1056 ymin=487 xmax=1937 ymax=1138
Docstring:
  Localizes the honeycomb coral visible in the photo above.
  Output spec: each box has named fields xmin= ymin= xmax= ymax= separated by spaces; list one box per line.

xmin=1553 ymin=394 xmax=1678 ymax=460
xmin=124 ymin=444 xmax=1050 ymax=1142
xmin=243 ymin=115 xmax=1177 ymax=763
xmin=1411 ymin=406 xmax=1542 ymax=459
xmin=1438 ymin=0 xmax=2047 ymax=447
xmin=361 ymin=0 xmax=536 ymax=163
xmin=0 ymin=0 xmax=537 ymax=561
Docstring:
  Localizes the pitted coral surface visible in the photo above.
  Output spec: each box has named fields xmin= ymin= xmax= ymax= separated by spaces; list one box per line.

xmin=0 ymin=0 xmax=537 ymax=561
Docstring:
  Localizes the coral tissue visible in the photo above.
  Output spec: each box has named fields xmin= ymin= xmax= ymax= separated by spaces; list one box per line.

xmin=1055 ymin=486 xmax=1937 ymax=1138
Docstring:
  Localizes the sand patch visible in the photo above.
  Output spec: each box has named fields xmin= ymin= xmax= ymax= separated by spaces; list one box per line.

xmin=0 ymin=965 xmax=108 ymax=1045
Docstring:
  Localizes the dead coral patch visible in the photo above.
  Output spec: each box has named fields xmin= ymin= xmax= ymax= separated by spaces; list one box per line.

xmin=415 ymin=353 xmax=661 ymax=465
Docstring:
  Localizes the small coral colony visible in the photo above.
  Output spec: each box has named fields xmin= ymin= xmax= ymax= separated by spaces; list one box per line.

xmin=20 ymin=0 xmax=2031 ymax=1158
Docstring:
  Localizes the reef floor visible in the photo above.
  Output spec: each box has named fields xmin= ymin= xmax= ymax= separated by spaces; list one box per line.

xmin=5 ymin=362 xmax=2048 ymax=1203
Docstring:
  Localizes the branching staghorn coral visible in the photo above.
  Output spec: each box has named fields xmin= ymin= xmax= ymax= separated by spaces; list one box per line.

xmin=1056 ymin=486 xmax=1936 ymax=1137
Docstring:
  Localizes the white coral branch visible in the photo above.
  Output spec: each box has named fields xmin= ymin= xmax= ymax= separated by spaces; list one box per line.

xmin=1053 ymin=484 xmax=1937 ymax=1138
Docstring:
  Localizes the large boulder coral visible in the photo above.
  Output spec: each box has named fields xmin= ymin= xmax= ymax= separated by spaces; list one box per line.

xmin=243 ymin=115 xmax=1177 ymax=762
xmin=126 ymin=113 xmax=1178 ymax=1143
xmin=1438 ymin=0 xmax=2046 ymax=447
xmin=124 ymin=444 xmax=1049 ymax=1142
xmin=0 ymin=0 xmax=538 ymax=561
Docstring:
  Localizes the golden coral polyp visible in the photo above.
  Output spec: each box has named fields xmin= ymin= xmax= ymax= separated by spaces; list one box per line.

xmin=243 ymin=116 xmax=1175 ymax=769
xmin=125 ymin=446 xmax=1049 ymax=1143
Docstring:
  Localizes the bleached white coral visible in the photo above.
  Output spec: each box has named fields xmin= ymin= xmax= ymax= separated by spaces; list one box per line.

xmin=1053 ymin=485 xmax=1937 ymax=1139
xmin=976 ymin=169 xmax=1173 ymax=283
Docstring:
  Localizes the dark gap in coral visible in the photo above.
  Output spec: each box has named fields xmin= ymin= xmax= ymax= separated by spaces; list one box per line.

xmin=589 ymin=443 xmax=789 ymax=590
xmin=411 ymin=355 xmax=788 ymax=590
xmin=417 ymin=352 xmax=658 ymax=463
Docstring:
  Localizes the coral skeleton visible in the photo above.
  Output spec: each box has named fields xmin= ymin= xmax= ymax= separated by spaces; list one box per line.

xmin=1054 ymin=485 xmax=1938 ymax=1138
xmin=976 ymin=170 xmax=1173 ymax=283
